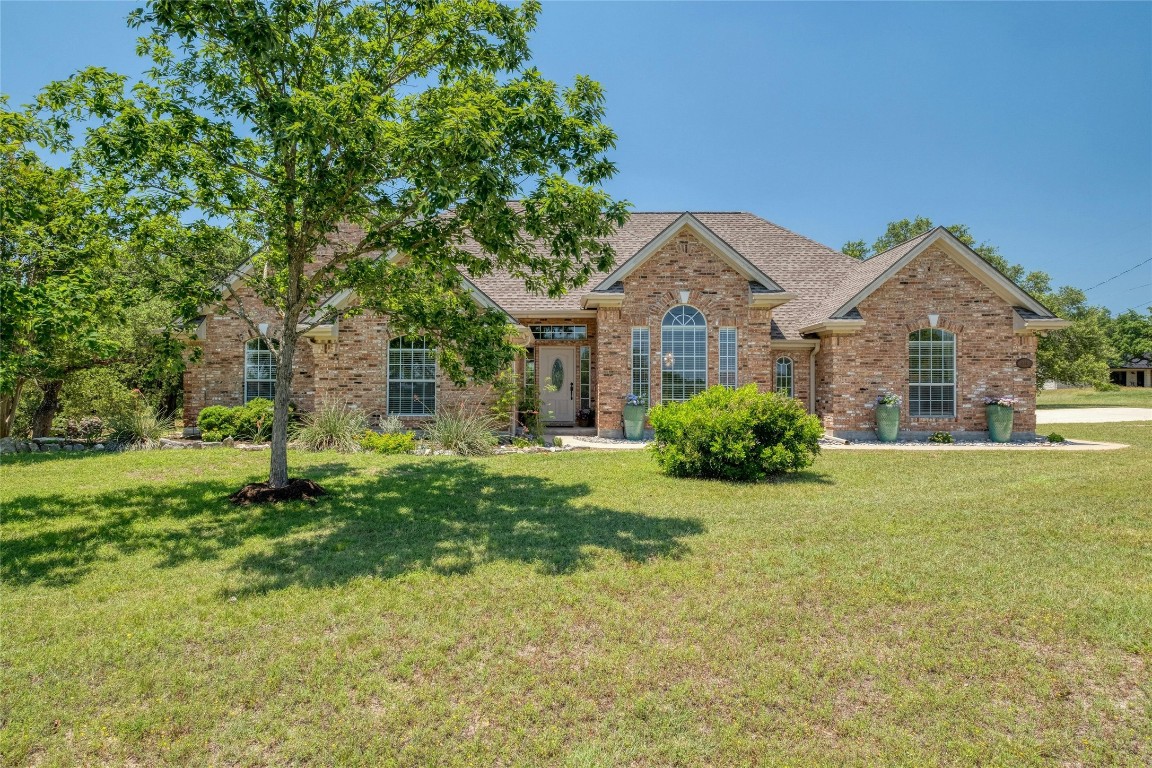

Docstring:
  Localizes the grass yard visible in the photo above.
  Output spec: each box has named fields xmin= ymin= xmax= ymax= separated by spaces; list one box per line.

xmin=1037 ymin=386 xmax=1152 ymax=409
xmin=3 ymin=424 xmax=1150 ymax=767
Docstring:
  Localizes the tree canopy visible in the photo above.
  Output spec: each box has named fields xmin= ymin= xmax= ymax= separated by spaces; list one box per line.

xmin=40 ymin=0 xmax=628 ymax=490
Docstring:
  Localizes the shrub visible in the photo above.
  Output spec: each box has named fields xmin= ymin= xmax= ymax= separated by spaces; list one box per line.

xmin=292 ymin=401 xmax=367 ymax=452
xmin=929 ymin=431 xmax=954 ymax=444
xmin=427 ymin=406 xmax=499 ymax=456
xmin=109 ymin=404 xmax=172 ymax=448
xmin=648 ymin=385 xmax=823 ymax=481
xmin=1093 ymin=382 xmax=1121 ymax=392
xmin=375 ymin=414 xmax=406 ymax=434
xmin=196 ymin=398 xmax=275 ymax=442
xmin=66 ymin=416 xmax=105 ymax=443
xmin=1046 ymin=432 xmax=1066 ymax=443
xmin=359 ymin=430 xmax=416 ymax=454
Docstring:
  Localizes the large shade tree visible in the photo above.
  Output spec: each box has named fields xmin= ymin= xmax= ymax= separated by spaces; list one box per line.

xmin=43 ymin=0 xmax=628 ymax=494
xmin=842 ymin=216 xmax=1114 ymax=386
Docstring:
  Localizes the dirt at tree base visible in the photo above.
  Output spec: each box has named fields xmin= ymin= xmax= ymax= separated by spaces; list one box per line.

xmin=229 ymin=478 xmax=327 ymax=505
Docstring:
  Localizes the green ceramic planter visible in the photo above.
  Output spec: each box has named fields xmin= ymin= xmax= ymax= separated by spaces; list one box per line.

xmin=623 ymin=404 xmax=647 ymax=441
xmin=986 ymin=404 xmax=1014 ymax=443
xmin=875 ymin=403 xmax=901 ymax=443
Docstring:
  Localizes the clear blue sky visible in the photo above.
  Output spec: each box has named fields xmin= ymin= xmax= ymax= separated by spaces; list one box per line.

xmin=3 ymin=1 xmax=1150 ymax=313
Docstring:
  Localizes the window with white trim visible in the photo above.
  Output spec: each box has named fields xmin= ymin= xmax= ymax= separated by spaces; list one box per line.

xmin=388 ymin=335 xmax=437 ymax=416
xmin=631 ymin=327 xmax=650 ymax=404
xmin=775 ymin=357 xmax=794 ymax=397
xmin=719 ymin=328 xmax=737 ymax=388
xmin=579 ymin=346 xmax=591 ymax=410
xmin=661 ymin=306 xmax=707 ymax=403
xmin=244 ymin=339 xmax=276 ymax=403
xmin=908 ymin=328 xmax=956 ymax=417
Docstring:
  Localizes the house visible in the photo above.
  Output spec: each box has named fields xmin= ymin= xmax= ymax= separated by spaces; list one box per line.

xmin=183 ymin=212 xmax=1070 ymax=440
xmin=1110 ymin=352 xmax=1152 ymax=388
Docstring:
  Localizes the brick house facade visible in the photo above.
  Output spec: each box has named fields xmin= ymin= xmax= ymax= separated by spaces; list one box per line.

xmin=183 ymin=212 xmax=1068 ymax=440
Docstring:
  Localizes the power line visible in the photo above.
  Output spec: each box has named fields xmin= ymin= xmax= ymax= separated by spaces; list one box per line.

xmin=1123 ymin=282 xmax=1151 ymax=292
xmin=1083 ymin=256 xmax=1152 ymax=292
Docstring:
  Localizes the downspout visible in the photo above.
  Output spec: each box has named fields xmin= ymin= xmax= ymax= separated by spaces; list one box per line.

xmin=809 ymin=340 xmax=820 ymax=415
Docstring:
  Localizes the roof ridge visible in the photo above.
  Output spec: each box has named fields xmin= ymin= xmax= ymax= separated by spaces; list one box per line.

xmin=863 ymin=228 xmax=937 ymax=261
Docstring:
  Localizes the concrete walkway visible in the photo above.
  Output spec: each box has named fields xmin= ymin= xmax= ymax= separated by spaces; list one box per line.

xmin=1036 ymin=407 xmax=1152 ymax=424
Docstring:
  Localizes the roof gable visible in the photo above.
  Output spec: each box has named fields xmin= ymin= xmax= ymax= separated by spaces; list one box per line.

xmin=592 ymin=212 xmax=786 ymax=293
xmin=829 ymin=227 xmax=1056 ymax=320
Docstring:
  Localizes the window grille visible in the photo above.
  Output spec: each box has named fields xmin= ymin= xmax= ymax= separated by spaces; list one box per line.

xmin=908 ymin=328 xmax=956 ymax=417
xmin=388 ymin=335 xmax=437 ymax=416
xmin=660 ymin=306 xmax=707 ymax=403
xmin=244 ymin=339 xmax=276 ymax=403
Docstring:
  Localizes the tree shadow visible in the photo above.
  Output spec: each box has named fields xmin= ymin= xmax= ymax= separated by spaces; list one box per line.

xmin=3 ymin=459 xmax=704 ymax=591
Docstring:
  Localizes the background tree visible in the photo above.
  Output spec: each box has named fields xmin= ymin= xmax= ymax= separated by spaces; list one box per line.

xmin=43 ymin=0 xmax=627 ymax=493
xmin=1108 ymin=307 xmax=1152 ymax=365
xmin=842 ymin=216 xmax=1113 ymax=387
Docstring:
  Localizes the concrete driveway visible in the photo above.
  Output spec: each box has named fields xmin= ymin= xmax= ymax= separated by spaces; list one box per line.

xmin=1036 ymin=407 xmax=1152 ymax=424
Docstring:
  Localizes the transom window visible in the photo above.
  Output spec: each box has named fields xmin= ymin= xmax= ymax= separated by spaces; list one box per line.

xmin=631 ymin=328 xmax=650 ymax=404
xmin=388 ymin=335 xmax=437 ymax=416
xmin=661 ymin=306 xmax=707 ymax=403
xmin=719 ymin=328 xmax=737 ymax=388
xmin=775 ymin=357 xmax=794 ymax=397
xmin=908 ymin=328 xmax=956 ymax=417
xmin=244 ymin=339 xmax=276 ymax=403
xmin=530 ymin=325 xmax=587 ymax=340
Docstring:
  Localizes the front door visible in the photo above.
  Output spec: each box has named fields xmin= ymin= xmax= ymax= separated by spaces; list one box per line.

xmin=537 ymin=347 xmax=576 ymax=423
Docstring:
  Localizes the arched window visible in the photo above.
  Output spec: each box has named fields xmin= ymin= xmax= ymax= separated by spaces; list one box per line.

xmin=244 ymin=338 xmax=276 ymax=403
xmin=908 ymin=328 xmax=956 ymax=417
xmin=775 ymin=357 xmax=794 ymax=397
xmin=388 ymin=335 xmax=437 ymax=416
xmin=661 ymin=305 xmax=707 ymax=403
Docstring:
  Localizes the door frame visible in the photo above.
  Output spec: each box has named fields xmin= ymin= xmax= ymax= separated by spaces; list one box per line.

xmin=536 ymin=346 xmax=577 ymax=424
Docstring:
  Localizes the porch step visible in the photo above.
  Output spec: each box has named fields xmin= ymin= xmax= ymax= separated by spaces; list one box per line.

xmin=543 ymin=427 xmax=597 ymax=437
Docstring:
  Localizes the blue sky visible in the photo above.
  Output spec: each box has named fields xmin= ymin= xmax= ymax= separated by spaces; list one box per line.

xmin=3 ymin=1 xmax=1150 ymax=313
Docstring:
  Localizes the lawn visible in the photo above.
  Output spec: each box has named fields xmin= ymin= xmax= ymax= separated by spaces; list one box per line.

xmin=3 ymin=424 xmax=1150 ymax=767
xmin=1037 ymin=386 xmax=1152 ymax=409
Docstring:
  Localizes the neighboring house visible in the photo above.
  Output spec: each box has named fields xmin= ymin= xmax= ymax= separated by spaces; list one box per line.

xmin=183 ymin=212 xmax=1070 ymax=440
xmin=1110 ymin=353 xmax=1152 ymax=388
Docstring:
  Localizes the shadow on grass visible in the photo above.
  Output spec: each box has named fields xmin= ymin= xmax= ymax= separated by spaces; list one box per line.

xmin=3 ymin=459 xmax=704 ymax=590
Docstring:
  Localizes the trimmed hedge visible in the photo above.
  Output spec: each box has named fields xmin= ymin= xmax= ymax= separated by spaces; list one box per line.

xmin=648 ymin=385 xmax=823 ymax=481
xmin=358 ymin=430 xmax=416 ymax=454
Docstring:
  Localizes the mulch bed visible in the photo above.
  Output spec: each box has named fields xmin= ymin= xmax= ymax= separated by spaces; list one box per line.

xmin=229 ymin=478 xmax=328 ymax=505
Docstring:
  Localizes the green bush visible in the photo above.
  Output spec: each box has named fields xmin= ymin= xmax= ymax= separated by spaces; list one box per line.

xmin=1046 ymin=432 xmax=1067 ymax=443
xmin=1093 ymin=382 xmax=1121 ymax=392
xmin=358 ymin=430 xmax=416 ymax=454
xmin=427 ymin=406 xmax=499 ymax=456
xmin=648 ymin=385 xmax=823 ymax=481
xmin=928 ymin=431 xmax=954 ymax=444
xmin=292 ymin=401 xmax=367 ymax=452
xmin=196 ymin=398 xmax=275 ymax=442
xmin=109 ymin=404 xmax=172 ymax=448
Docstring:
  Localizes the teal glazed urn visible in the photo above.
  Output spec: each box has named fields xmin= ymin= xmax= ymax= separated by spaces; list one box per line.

xmin=875 ymin=403 xmax=901 ymax=443
xmin=622 ymin=404 xmax=647 ymax=441
xmin=986 ymin=404 xmax=1014 ymax=443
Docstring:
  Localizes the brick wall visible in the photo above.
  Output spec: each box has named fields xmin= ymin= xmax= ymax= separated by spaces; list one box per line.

xmin=594 ymin=227 xmax=777 ymax=436
xmin=814 ymin=246 xmax=1039 ymax=438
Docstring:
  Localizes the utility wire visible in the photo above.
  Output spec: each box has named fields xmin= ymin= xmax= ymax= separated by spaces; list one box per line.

xmin=1083 ymin=256 xmax=1152 ymax=292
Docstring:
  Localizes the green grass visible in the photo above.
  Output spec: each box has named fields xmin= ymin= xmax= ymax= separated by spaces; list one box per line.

xmin=1037 ymin=386 xmax=1152 ymax=409
xmin=3 ymin=424 xmax=1151 ymax=766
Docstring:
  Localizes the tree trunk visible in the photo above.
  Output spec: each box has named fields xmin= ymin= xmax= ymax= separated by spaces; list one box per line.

xmin=268 ymin=322 xmax=299 ymax=489
xmin=31 ymin=379 xmax=64 ymax=438
xmin=0 ymin=379 xmax=23 ymax=438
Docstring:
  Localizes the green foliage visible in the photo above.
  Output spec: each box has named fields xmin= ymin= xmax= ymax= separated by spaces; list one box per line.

xmin=375 ymin=414 xmax=407 ymax=434
xmin=358 ymin=430 xmax=416 ymax=455
xmin=65 ymin=416 xmax=105 ymax=443
xmin=109 ymin=403 xmax=172 ymax=448
xmin=427 ymin=406 xmax=499 ymax=456
xmin=1107 ymin=308 xmax=1152 ymax=365
xmin=196 ymin=398 xmax=275 ymax=442
xmin=1046 ymin=433 xmax=1066 ymax=443
xmin=292 ymin=402 xmax=368 ymax=453
xmin=1094 ymin=382 xmax=1121 ymax=392
xmin=648 ymin=385 xmax=823 ymax=481
xmin=929 ymin=431 xmax=955 ymax=444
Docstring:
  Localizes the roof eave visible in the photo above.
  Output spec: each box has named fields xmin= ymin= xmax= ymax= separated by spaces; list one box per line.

xmin=797 ymin=319 xmax=866 ymax=336
xmin=582 ymin=292 xmax=625 ymax=309
xmin=1013 ymin=314 xmax=1072 ymax=335
xmin=749 ymin=291 xmax=797 ymax=309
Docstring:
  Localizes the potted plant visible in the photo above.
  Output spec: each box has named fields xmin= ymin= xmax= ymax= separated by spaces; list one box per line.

xmin=622 ymin=393 xmax=647 ymax=441
xmin=874 ymin=392 xmax=902 ymax=443
xmin=983 ymin=395 xmax=1018 ymax=443
xmin=576 ymin=407 xmax=594 ymax=428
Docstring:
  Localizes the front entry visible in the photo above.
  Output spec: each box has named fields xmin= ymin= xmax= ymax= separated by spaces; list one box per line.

xmin=537 ymin=347 xmax=576 ymax=423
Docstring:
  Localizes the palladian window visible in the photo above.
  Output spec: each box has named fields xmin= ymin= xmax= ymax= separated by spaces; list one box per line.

xmin=244 ymin=339 xmax=276 ymax=403
xmin=908 ymin=328 xmax=956 ymax=417
xmin=388 ymin=335 xmax=437 ymax=416
xmin=661 ymin=306 xmax=707 ymax=403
